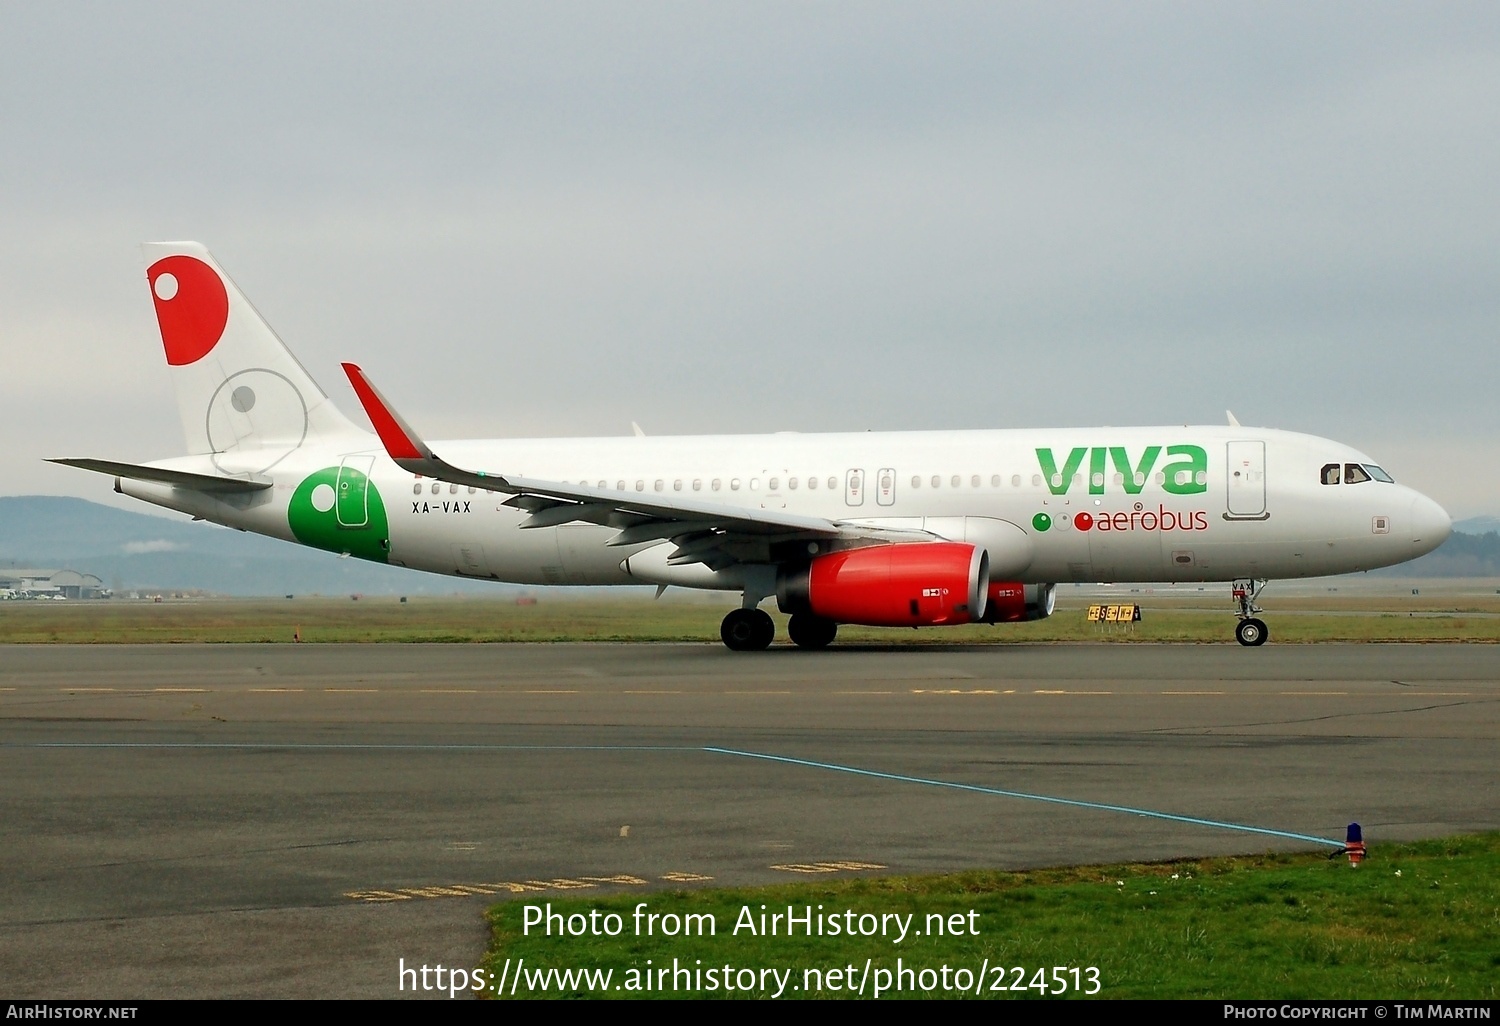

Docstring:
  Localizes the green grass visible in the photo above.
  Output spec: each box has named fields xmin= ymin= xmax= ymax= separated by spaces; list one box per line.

xmin=0 ymin=595 xmax=1497 ymax=644
xmin=479 ymin=834 xmax=1500 ymax=999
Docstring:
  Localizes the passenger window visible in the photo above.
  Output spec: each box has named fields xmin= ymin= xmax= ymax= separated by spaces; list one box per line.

xmin=1321 ymin=464 xmax=1341 ymax=486
xmin=787 ymin=477 xmax=798 ymax=490
xmin=654 ymin=480 xmax=664 ymax=492
xmin=412 ymin=483 xmax=422 ymax=495
xmin=1344 ymin=464 xmax=1371 ymax=484
xmin=991 ymin=474 xmax=1001 ymax=487
xmin=692 ymin=479 xmax=701 ymax=491
xmin=807 ymin=476 xmax=817 ymax=490
xmin=768 ymin=477 xmax=779 ymax=490
xmin=431 ymin=482 xmax=440 ymax=495
xmin=1012 ymin=475 xmax=1022 ymax=487
xmin=931 ymin=475 xmax=941 ymax=488
xmin=1032 ymin=474 xmax=1042 ymax=487
xmin=712 ymin=479 xmax=721 ymax=491
xmin=911 ymin=476 xmax=921 ymax=489
xmin=827 ymin=476 xmax=837 ymax=490
xmin=972 ymin=475 xmax=980 ymax=488
xmin=616 ymin=480 xmax=625 ymax=491
xmin=750 ymin=478 xmax=760 ymax=490
xmin=951 ymin=475 xmax=960 ymax=488
xmin=673 ymin=479 xmax=682 ymax=491
xmin=731 ymin=479 xmax=741 ymax=491
xmin=635 ymin=480 xmax=645 ymax=491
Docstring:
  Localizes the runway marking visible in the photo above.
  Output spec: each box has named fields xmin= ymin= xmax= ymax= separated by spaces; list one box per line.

xmin=154 ymin=688 xmax=209 ymax=693
xmin=624 ymin=690 xmax=682 ymax=694
xmin=704 ymin=747 xmax=1345 ymax=850
xmin=836 ymin=691 xmax=896 ymax=695
xmin=525 ymin=690 xmax=579 ymax=694
xmin=771 ymin=861 xmax=886 ymax=875
xmin=1161 ymin=691 xmax=1225 ymax=695
xmin=724 ymin=690 xmax=793 ymax=695
xmin=420 ymin=689 xmax=478 ymax=694
xmin=248 ymin=688 xmax=304 ymax=693
xmin=912 ymin=689 xmax=1006 ymax=695
xmin=324 ymin=688 xmax=378 ymax=693
xmin=348 ymin=873 xmax=681 ymax=903
xmin=8 ymin=740 xmax=1345 ymax=851
xmin=1279 ymin=691 xmax=1348 ymax=696
xmin=65 ymin=688 xmax=116 ymax=692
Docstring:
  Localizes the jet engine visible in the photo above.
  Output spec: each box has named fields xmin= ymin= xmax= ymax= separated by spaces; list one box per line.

xmin=777 ymin=542 xmax=989 ymax=627
xmin=981 ymin=581 xmax=1056 ymax=622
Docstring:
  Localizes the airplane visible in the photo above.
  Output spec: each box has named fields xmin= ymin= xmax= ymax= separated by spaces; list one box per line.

xmin=54 ymin=242 xmax=1453 ymax=650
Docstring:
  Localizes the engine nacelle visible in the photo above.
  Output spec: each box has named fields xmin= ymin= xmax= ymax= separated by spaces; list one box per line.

xmin=777 ymin=542 xmax=989 ymax=627
xmin=982 ymin=581 xmax=1057 ymax=622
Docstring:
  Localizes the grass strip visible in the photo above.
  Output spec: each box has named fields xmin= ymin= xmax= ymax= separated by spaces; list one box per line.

xmin=480 ymin=833 xmax=1500 ymax=999
xmin=1 ymin=597 xmax=1498 ymax=643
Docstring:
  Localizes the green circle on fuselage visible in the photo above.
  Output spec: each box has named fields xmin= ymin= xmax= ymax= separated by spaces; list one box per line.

xmin=1032 ymin=512 xmax=1052 ymax=532
xmin=288 ymin=466 xmax=389 ymax=563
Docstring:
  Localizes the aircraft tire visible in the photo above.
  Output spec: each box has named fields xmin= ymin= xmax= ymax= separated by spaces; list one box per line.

xmin=1235 ymin=617 xmax=1269 ymax=647
xmin=722 ymin=608 xmax=775 ymax=651
xmin=787 ymin=614 xmax=838 ymax=649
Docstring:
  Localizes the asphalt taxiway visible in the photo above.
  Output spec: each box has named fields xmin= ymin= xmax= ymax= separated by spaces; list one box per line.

xmin=2 ymin=643 xmax=1495 ymax=997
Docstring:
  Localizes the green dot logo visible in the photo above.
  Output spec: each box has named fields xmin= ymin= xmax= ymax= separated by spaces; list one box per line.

xmin=288 ymin=465 xmax=390 ymax=563
xmin=1032 ymin=512 xmax=1052 ymax=532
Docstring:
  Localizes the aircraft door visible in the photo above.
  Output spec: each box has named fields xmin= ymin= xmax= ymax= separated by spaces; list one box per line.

xmin=876 ymin=468 xmax=896 ymax=506
xmin=1226 ymin=441 xmax=1267 ymax=519
xmin=336 ymin=456 xmax=376 ymax=528
xmin=845 ymin=469 xmax=865 ymax=507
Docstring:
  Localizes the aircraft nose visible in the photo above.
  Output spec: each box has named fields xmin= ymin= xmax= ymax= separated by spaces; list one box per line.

xmin=1409 ymin=493 xmax=1452 ymax=556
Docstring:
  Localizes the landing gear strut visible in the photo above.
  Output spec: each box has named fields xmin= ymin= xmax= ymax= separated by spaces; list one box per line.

xmin=1232 ymin=578 xmax=1269 ymax=647
xmin=721 ymin=608 xmax=775 ymax=651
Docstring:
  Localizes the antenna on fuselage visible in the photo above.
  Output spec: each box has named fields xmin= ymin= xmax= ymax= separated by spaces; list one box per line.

xmin=1226 ymin=410 xmax=1241 ymax=427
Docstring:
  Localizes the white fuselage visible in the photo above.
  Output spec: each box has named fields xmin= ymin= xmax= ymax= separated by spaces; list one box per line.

xmin=121 ymin=424 xmax=1452 ymax=589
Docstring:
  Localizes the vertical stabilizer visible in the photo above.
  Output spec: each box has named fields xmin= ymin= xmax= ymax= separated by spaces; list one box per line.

xmin=141 ymin=242 xmax=364 ymax=471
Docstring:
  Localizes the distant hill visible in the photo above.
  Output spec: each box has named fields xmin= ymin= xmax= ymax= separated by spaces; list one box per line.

xmin=1454 ymin=515 xmax=1500 ymax=535
xmin=0 ymin=496 xmax=507 ymax=597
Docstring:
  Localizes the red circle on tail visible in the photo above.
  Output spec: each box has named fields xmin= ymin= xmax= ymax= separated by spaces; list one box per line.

xmin=147 ymin=255 xmax=229 ymax=366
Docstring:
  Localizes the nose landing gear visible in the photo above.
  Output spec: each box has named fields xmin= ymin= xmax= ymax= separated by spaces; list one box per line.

xmin=1232 ymin=578 xmax=1269 ymax=646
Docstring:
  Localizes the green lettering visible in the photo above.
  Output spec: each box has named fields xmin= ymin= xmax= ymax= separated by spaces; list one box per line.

xmin=1035 ymin=447 xmax=1087 ymax=495
xmin=1109 ymin=446 xmax=1160 ymax=495
xmin=1160 ymin=444 xmax=1208 ymax=495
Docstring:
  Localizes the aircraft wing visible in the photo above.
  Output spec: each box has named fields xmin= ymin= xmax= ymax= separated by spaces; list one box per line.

xmin=342 ymin=364 xmax=929 ymax=568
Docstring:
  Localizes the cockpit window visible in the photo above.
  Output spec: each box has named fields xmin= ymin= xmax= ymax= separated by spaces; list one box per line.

xmin=1321 ymin=463 xmax=1341 ymax=485
xmin=1365 ymin=464 xmax=1395 ymax=483
xmin=1344 ymin=464 xmax=1371 ymax=484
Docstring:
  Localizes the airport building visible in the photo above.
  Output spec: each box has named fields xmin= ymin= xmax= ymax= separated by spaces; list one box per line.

xmin=0 ymin=569 xmax=109 ymax=600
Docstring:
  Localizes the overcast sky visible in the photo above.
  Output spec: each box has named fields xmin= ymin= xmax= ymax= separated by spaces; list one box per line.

xmin=3 ymin=2 xmax=1497 ymax=517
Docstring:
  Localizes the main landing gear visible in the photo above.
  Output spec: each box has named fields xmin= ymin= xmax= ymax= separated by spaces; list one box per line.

xmin=721 ymin=608 xmax=775 ymax=651
xmin=1232 ymin=578 xmax=1270 ymax=647
xmin=787 ymin=613 xmax=838 ymax=650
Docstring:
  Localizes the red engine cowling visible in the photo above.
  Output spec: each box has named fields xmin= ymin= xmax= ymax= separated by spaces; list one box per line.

xmin=982 ymin=581 xmax=1057 ymax=622
xmin=777 ymin=542 xmax=989 ymax=627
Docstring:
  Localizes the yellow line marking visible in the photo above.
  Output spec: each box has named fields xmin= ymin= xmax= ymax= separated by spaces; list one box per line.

xmin=0 ymin=687 xmax=17 ymax=691
xmin=1033 ymin=689 xmax=1067 ymax=694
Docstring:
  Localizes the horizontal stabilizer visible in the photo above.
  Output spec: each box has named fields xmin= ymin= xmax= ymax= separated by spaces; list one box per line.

xmin=48 ymin=458 xmax=273 ymax=493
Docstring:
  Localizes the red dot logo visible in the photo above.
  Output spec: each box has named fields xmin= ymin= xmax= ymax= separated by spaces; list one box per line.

xmin=1074 ymin=512 xmax=1094 ymax=531
xmin=146 ymin=255 xmax=229 ymax=366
